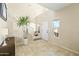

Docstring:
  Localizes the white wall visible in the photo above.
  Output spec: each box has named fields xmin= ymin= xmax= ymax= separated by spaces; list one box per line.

xmin=34 ymin=10 xmax=55 ymax=41
xmin=7 ymin=3 xmax=48 ymax=38
xmin=0 ymin=18 xmax=7 ymax=28
xmin=0 ymin=18 xmax=8 ymax=38
xmin=50 ymin=4 xmax=79 ymax=52
xmin=34 ymin=4 xmax=79 ymax=53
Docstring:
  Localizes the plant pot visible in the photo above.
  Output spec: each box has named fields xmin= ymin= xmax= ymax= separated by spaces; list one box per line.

xmin=23 ymin=26 xmax=28 ymax=39
xmin=24 ymin=39 xmax=28 ymax=45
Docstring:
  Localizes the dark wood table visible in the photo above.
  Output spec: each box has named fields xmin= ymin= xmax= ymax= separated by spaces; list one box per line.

xmin=0 ymin=37 xmax=15 ymax=56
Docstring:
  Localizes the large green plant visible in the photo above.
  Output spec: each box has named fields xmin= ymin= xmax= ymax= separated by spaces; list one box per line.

xmin=17 ymin=16 xmax=30 ymax=39
xmin=17 ymin=16 xmax=29 ymax=27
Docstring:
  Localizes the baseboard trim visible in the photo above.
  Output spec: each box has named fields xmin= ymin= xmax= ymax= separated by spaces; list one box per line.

xmin=49 ymin=41 xmax=79 ymax=55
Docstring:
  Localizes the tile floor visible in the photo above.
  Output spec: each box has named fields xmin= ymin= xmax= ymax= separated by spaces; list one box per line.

xmin=15 ymin=34 xmax=79 ymax=56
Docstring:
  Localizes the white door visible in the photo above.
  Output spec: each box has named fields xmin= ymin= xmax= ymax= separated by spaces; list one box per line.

xmin=41 ymin=21 xmax=48 ymax=40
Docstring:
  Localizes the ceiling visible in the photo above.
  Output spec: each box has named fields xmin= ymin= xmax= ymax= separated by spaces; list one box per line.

xmin=39 ymin=3 xmax=71 ymax=11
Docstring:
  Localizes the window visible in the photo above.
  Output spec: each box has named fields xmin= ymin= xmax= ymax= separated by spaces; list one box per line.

xmin=52 ymin=19 xmax=60 ymax=29
xmin=52 ymin=19 xmax=60 ymax=37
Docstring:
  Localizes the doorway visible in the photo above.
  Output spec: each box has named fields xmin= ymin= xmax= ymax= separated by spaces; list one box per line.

xmin=41 ymin=21 xmax=48 ymax=41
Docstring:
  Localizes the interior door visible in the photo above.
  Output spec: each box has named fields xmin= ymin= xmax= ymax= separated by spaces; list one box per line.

xmin=41 ymin=21 xmax=48 ymax=40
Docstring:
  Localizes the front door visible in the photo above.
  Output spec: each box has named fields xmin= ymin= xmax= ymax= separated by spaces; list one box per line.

xmin=41 ymin=21 xmax=48 ymax=41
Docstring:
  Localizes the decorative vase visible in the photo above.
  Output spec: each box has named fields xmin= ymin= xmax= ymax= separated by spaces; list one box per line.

xmin=22 ymin=25 xmax=28 ymax=45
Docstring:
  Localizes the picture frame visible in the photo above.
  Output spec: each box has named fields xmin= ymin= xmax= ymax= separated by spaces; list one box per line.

xmin=0 ymin=3 xmax=7 ymax=21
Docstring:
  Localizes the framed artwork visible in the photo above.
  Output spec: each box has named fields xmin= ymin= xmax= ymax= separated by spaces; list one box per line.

xmin=0 ymin=3 xmax=7 ymax=21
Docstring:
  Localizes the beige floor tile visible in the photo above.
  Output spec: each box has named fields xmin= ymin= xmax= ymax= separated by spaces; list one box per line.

xmin=15 ymin=34 xmax=79 ymax=56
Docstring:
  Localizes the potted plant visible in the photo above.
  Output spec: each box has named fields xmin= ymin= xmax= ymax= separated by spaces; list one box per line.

xmin=17 ymin=16 xmax=30 ymax=45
